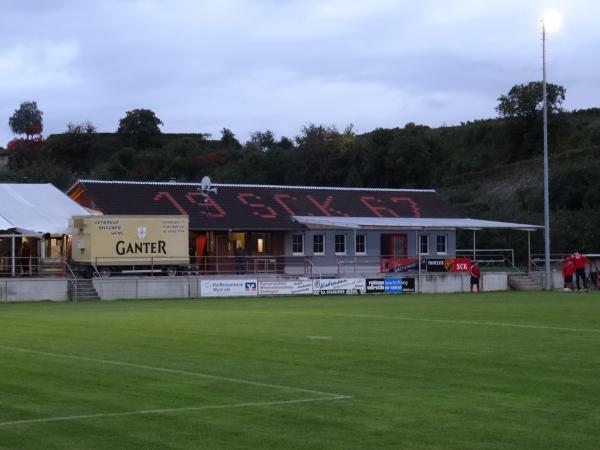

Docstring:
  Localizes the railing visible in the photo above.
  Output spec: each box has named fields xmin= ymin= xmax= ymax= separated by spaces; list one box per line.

xmin=64 ymin=262 xmax=78 ymax=301
xmin=456 ymin=248 xmax=517 ymax=270
xmin=337 ymin=256 xmax=394 ymax=274
xmin=529 ymin=253 xmax=600 ymax=271
xmin=0 ymin=256 xmax=66 ymax=278
xmin=1 ymin=252 xmax=537 ymax=278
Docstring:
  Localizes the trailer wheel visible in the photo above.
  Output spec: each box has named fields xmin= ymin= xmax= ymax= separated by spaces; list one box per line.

xmin=166 ymin=266 xmax=177 ymax=277
xmin=99 ymin=267 xmax=111 ymax=278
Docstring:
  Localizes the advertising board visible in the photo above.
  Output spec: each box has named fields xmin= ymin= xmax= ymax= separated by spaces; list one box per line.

xmin=313 ymin=278 xmax=366 ymax=295
xmin=70 ymin=215 xmax=189 ymax=266
xmin=426 ymin=258 xmax=471 ymax=273
xmin=258 ymin=280 xmax=313 ymax=296
xmin=200 ymin=279 xmax=258 ymax=297
xmin=380 ymin=257 xmax=418 ymax=273
xmin=366 ymin=278 xmax=415 ymax=294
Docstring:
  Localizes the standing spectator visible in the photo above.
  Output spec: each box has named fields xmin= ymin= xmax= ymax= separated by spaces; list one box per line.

xmin=590 ymin=260 xmax=600 ymax=290
xmin=470 ymin=260 xmax=480 ymax=293
xmin=570 ymin=250 xmax=591 ymax=291
xmin=234 ymin=243 xmax=245 ymax=275
xmin=20 ymin=241 xmax=31 ymax=276
xmin=561 ymin=258 xmax=575 ymax=291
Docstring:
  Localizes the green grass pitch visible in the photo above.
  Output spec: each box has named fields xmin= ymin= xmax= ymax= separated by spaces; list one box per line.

xmin=1 ymin=291 xmax=599 ymax=449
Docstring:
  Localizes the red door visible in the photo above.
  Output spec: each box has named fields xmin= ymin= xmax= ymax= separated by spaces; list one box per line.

xmin=385 ymin=234 xmax=407 ymax=258
xmin=381 ymin=234 xmax=409 ymax=272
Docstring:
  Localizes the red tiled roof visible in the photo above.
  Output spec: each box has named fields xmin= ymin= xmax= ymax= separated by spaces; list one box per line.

xmin=67 ymin=180 xmax=461 ymax=230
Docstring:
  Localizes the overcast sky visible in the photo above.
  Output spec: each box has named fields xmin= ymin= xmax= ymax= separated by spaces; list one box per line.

xmin=1 ymin=0 xmax=598 ymax=146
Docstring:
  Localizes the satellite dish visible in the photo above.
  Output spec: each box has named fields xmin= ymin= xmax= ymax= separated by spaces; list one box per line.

xmin=200 ymin=176 xmax=211 ymax=191
xmin=198 ymin=175 xmax=217 ymax=202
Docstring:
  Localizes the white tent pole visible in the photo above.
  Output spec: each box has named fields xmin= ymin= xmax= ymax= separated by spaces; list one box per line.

xmin=472 ymin=230 xmax=476 ymax=260
xmin=11 ymin=235 xmax=15 ymax=277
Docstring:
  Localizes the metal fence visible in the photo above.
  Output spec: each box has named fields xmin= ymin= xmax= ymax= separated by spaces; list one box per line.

xmin=2 ymin=251 xmax=529 ymax=278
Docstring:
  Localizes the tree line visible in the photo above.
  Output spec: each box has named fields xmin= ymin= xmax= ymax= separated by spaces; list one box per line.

xmin=2 ymin=82 xmax=600 ymax=254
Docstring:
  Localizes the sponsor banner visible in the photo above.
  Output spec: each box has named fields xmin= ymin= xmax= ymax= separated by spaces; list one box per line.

xmin=366 ymin=278 xmax=416 ymax=294
xmin=426 ymin=259 xmax=447 ymax=272
xmin=366 ymin=278 xmax=385 ymax=293
xmin=201 ymin=279 xmax=258 ymax=297
xmin=313 ymin=278 xmax=366 ymax=295
xmin=380 ymin=257 xmax=418 ymax=273
xmin=385 ymin=277 xmax=415 ymax=293
xmin=445 ymin=258 xmax=471 ymax=272
xmin=426 ymin=258 xmax=471 ymax=273
xmin=258 ymin=280 xmax=313 ymax=296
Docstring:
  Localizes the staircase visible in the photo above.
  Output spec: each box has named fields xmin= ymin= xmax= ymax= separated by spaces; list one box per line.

xmin=38 ymin=257 xmax=66 ymax=277
xmin=69 ymin=278 xmax=100 ymax=301
xmin=508 ymin=273 xmax=544 ymax=291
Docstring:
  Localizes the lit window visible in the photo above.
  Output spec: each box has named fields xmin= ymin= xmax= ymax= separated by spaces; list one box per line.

xmin=355 ymin=234 xmax=366 ymax=255
xmin=313 ymin=234 xmax=325 ymax=255
xmin=335 ymin=234 xmax=346 ymax=254
xmin=292 ymin=234 xmax=304 ymax=254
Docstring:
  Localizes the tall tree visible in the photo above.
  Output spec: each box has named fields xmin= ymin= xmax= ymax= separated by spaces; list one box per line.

xmin=496 ymin=81 xmax=566 ymax=120
xmin=117 ymin=108 xmax=163 ymax=149
xmin=9 ymin=101 xmax=43 ymax=139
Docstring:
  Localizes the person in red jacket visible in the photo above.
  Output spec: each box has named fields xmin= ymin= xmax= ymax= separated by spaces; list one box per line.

xmin=570 ymin=250 xmax=591 ymax=291
xmin=470 ymin=260 xmax=480 ymax=293
xmin=561 ymin=258 xmax=575 ymax=291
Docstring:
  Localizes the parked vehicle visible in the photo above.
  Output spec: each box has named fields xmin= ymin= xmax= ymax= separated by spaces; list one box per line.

xmin=70 ymin=215 xmax=189 ymax=277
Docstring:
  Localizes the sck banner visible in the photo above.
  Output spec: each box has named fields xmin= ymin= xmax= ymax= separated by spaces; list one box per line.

xmin=426 ymin=258 xmax=471 ymax=272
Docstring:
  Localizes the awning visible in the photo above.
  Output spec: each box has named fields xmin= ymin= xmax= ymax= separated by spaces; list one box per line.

xmin=291 ymin=216 xmax=543 ymax=231
xmin=0 ymin=183 xmax=89 ymax=234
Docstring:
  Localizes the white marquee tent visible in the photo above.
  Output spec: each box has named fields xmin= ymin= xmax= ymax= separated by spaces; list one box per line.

xmin=0 ymin=184 xmax=90 ymax=276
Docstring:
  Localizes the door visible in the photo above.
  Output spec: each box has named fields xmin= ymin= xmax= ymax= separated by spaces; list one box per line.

xmin=382 ymin=234 xmax=407 ymax=258
xmin=380 ymin=233 xmax=409 ymax=272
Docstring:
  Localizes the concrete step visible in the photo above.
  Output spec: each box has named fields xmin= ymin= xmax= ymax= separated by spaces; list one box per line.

xmin=69 ymin=279 xmax=100 ymax=301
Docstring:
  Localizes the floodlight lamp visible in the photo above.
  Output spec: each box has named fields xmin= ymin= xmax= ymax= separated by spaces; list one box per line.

xmin=542 ymin=10 xmax=563 ymax=32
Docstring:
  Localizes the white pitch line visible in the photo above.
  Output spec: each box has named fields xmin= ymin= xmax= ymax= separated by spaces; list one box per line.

xmin=322 ymin=312 xmax=600 ymax=334
xmin=0 ymin=345 xmax=345 ymax=398
xmin=0 ymin=396 xmax=351 ymax=428
xmin=196 ymin=309 xmax=600 ymax=334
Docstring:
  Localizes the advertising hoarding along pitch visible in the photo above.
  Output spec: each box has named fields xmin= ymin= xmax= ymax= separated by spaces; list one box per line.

xmin=366 ymin=278 xmax=415 ymax=294
xmin=313 ymin=278 xmax=366 ymax=295
xmin=258 ymin=280 xmax=313 ymax=295
xmin=201 ymin=279 xmax=258 ymax=297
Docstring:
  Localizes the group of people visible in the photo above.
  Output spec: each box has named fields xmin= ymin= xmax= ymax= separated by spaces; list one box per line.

xmin=561 ymin=251 xmax=598 ymax=292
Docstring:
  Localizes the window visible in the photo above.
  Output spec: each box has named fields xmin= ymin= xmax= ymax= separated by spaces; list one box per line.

xmin=355 ymin=234 xmax=366 ymax=255
xmin=313 ymin=234 xmax=325 ymax=255
xmin=419 ymin=234 xmax=429 ymax=255
xmin=436 ymin=235 xmax=447 ymax=254
xmin=292 ymin=234 xmax=304 ymax=255
xmin=335 ymin=234 xmax=346 ymax=254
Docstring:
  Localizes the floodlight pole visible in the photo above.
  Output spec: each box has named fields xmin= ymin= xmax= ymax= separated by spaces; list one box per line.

xmin=542 ymin=21 xmax=552 ymax=290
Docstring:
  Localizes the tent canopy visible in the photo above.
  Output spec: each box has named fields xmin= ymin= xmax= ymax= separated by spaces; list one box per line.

xmin=0 ymin=184 xmax=89 ymax=235
xmin=291 ymin=216 xmax=543 ymax=231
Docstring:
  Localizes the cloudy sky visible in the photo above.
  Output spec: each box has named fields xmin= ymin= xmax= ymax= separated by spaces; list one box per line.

xmin=1 ymin=0 xmax=598 ymax=146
